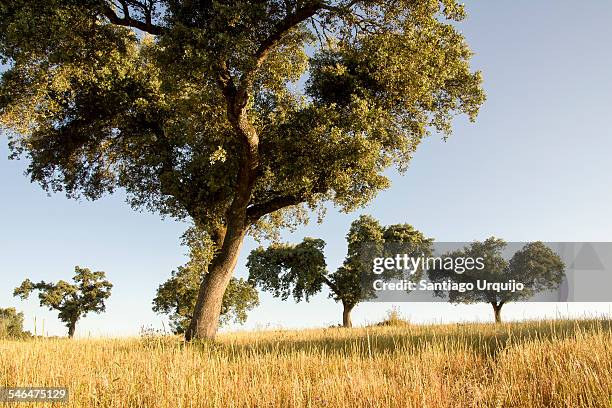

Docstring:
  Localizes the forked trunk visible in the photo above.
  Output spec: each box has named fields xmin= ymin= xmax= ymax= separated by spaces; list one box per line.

xmin=186 ymin=225 xmax=246 ymax=341
xmin=491 ymin=302 xmax=503 ymax=324
xmin=342 ymin=303 xmax=354 ymax=328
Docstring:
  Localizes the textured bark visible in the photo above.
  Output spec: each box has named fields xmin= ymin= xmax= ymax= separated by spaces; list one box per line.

xmin=185 ymin=68 xmax=258 ymax=341
xmin=186 ymin=225 xmax=246 ymax=341
xmin=342 ymin=303 xmax=354 ymax=328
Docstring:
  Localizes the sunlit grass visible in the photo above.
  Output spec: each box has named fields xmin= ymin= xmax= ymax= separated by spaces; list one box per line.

xmin=1 ymin=319 xmax=611 ymax=407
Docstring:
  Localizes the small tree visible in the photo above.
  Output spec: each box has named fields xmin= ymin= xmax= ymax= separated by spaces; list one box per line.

xmin=248 ymin=215 xmax=432 ymax=327
xmin=428 ymin=238 xmax=565 ymax=323
xmin=0 ymin=307 xmax=30 ymax=339
xmin=13 ymin=266 xmax=113 ymax=337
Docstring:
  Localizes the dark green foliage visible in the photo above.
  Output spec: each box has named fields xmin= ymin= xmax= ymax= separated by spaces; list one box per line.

xmin=428 ymin=238 xmax=565 ymax=322
xmin=248 ymin=215 xmax=433 ymax=325
xmin=509 ymin=242 xmax=567 ymax=297
xmin=247 ymin=238 xmax=328 ymax=302
xmin=0 ymin=307 xmax=30 ymax=339
xmin=13 ymin=266 xmax=113 ymax=337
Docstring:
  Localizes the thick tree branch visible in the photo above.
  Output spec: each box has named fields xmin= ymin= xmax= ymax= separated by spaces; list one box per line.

xmin=246 ymin=173 xmax=331 ymax=222
xmin=246 ymin=193 xmax=306 ymax=222
xmin=237 ymin=0 xmax=325 ymax=99
xmin=321 ymin=275 xmax=340 ymax=297
xmin=101 ymin=1 xmax=165 ymax=35
xmin=255 ymin=1 xmax=323 ymax=64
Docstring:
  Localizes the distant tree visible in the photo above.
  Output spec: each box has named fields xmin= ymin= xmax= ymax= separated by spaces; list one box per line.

xmin=13 ymin=266 xmax=113 ymax=337
xmin=248 ymin=215 xmax=433 ymax=327
xmin=0 ymin=307 xmax=30 ymax=339
xmin=153 ymin=226 xmax=259 ymax=334
xmin=428 ymin=238 xmax=565 ymax=323
xmin=0 ymin=0 xmax=484 ymax=340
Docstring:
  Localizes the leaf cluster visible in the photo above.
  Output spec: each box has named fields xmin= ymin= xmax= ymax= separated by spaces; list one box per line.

xmin=0 ymin=307 xmax=30 ymax=339
xmin=427 ymin=238 xmax=566 ymax=304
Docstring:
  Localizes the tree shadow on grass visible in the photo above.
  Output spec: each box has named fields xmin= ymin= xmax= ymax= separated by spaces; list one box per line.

xmin=207 ymin=318 xmax=612 ymax=360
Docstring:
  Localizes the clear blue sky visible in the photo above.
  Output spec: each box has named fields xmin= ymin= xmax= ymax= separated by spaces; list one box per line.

xmin=1 ymin=1 xmax=612 ymax=337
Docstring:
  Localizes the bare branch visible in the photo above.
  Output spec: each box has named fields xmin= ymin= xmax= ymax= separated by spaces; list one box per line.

xmin=100 ymin=0 xmax=165 ymax=35
xmin=319 ymin=0 xmax=361 ymax=14
xmin=321 ymin=275 xmax=340 ymax=297
xmin=246 ymin=193 xmax=306 ymax=222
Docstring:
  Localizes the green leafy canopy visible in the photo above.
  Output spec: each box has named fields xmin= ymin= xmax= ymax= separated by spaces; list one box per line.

xmin=0 ymin=307 xmax=30 ymax=339
xmin=0 ymin=0 xmax=485 ymax=242
xmin=427 ymin=238 xmax=566 ymax=305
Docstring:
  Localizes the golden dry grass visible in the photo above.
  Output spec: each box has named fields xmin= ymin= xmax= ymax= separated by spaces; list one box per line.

xmin=1 ymin=319 xmax=611 ymax=407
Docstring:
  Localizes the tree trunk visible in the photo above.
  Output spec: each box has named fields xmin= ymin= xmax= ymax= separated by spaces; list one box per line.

xmin=342 ymin=303 xmax=354 ymax=328
xmin=67 ymin=319 xmax=77 ymax=338
xmin=491 ymin=302 xmax=503 ymax=323
xmin=186 ymin=225 xmax=246 ymax=341
xmin=186 ymin=72 xmax=259 ymax=341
